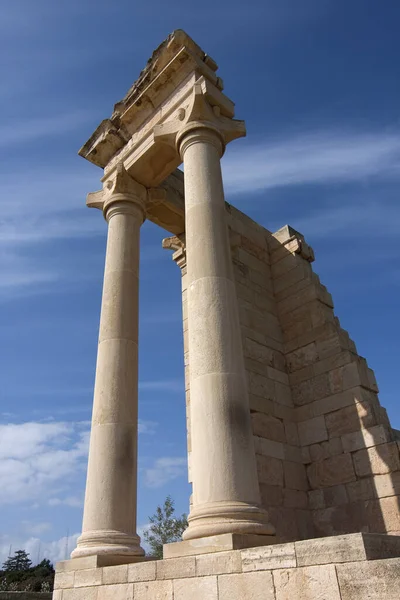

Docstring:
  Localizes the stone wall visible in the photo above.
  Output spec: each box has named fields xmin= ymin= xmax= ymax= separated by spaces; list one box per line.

xmin=53 ymin=533 xmax=400 ymax=599
xmin=179 ymin=202 xmax=400 ymax=542
xmin=0 ymin=594 xmax=52 ymax=600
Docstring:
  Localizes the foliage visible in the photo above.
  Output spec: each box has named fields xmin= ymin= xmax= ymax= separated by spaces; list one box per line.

xmin=143 ymin=496 xmax=188 ymax=559
xmin=0 ymin=551 xmax=55 ymax=592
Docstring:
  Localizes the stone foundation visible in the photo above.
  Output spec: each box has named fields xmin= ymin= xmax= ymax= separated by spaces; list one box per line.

xmin=54 ymin=533 xmax=400 ymax=599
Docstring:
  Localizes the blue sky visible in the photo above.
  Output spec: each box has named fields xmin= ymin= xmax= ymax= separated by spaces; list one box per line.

xmin=1 ymin=0 xmax=399 ymax=565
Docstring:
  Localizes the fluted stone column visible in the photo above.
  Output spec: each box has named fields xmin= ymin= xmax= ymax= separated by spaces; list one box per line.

xmin=175 ymin=118 xmax=274 ymax=541
xmin=72 ymin=166 xmax=145 ymax=561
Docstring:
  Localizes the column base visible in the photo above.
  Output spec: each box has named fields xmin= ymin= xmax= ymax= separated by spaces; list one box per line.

xmin=71 ymin=530 xmax=145 ymax=564
xmin=182 ymin=500 xmax=275 ymax=541
xmin=163 ymin=532 xmax=276 ymax=558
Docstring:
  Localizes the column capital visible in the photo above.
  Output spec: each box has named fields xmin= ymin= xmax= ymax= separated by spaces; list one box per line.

xmin=86 ymin=163 xmax=147 ymax=222
xmin=162 ymin=235 xmax=186 ymax=269
xmin=153 ymin=78 xmax=246 ymax=159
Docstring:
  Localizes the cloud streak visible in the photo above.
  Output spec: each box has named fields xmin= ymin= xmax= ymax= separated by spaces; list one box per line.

xmin=223 ymin=130 xmax=400 ymax=194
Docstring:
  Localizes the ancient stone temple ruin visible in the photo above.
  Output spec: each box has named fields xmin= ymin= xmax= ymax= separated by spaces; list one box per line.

xmin=53 ymin=30 xmax=400 ymax=599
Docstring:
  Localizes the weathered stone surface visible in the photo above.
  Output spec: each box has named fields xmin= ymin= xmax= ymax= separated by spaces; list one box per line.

xmin=103 ymin=564 xmax=128 ymax=585
xmin=298 ymin=416 xmax=328 ymax=446
xmin=54 ymin=571 xmax=75 ymax=589
xmin=97 ymin=583 xmax=134 ymax=600
xmin=63 ymin=589 xmax=98 ymax=600
xmin=134 ymin=580 xmax=173 ymax=600
xmin=128 ymin=560 xmax=156 ymax=582
xmin=173 ymin=575 xmax=218 ymax=600
xmin=273 ymin=564 xmax=341 ymax=600
xmin=337 ymin=557 xmax=400 ymax=599
xmin=307 ymin=454 xmax=356 ymax=489
xmin=195 ymin=551 xmax=242 ymax=576
xmin=341 ymin=425 xmax=391 ymax=453
xmin=218 ymin=571 xmax=275 ymax=600
xmin=74 ymin=567 xmax=102 ymax=587
xmin=324 ymin=484 xmax=348 ymax=507
xmin=163 ymin=533 xmax=275 ymax=559
xmin=325 ymin=399 xmax=376 ymax=437
xmin=284 ymin=461 xmax=308 ymax=491
xmin=309 ymin=489 xmax=325 ymax=510
xmin=283 ymin=488 xmax=308 ymax=509
xmin=374 ymin=471 xmax=400 ymax=498
xmin=353 ymin=443 xmax=400 ymax=477
xmin=254 ymin=436 xmax=284 ymax=460
xmin=156 ymin=556 xmax=195 ymax=579
xmin=260 ymin=483 xmax=283 ymax=507
xmin=241 ymin=542 xmax=296 ymax=571
xmin=257 ymin=455 xmax=284 ymax=486
xmin=309 ymin=437 xmax=343 ymax=462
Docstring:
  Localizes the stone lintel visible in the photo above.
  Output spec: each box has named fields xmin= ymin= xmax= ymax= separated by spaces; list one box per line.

xmin=163 ymin=533 xmax=276 ymax=559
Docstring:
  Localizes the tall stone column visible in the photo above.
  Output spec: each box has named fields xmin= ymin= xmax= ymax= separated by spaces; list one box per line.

xmin=159 ymin=86 xmax=275 ymax=541
xmin=72 ymin=165 xmax=146 ymax=561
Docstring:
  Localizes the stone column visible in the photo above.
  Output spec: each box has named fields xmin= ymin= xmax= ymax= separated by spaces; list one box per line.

xmin=72 ymin=165 xmax=146 ymax=561
xmin=173 ymin=102 xmax=274 ymax=541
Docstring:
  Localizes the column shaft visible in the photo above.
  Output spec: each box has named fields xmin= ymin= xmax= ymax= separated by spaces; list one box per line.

xmin=72 ymin=197 xmax=145 ymax=560
xmin=180 ymin=129 xmax=274 ymax=540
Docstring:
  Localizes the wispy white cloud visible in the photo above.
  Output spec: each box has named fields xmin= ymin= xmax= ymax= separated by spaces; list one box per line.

xmin=223 ymin=130 xmax=400 ymax=194
xmin=144 ymin=457 xmax=187 ymax=488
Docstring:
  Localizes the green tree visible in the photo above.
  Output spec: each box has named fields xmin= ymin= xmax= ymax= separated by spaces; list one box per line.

xmin=2 ymin=550 xmax=32 ymax=572
xmin=143 ymin=496 xmax=188 ymax=558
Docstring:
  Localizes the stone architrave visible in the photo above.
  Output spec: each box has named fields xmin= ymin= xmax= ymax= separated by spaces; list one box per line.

xmin=72 ymin=164 xmax=146 ymax=561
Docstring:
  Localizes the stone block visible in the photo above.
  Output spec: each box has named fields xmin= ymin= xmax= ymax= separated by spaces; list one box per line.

xmin=195 ymin=551 xmax=242 ymax=576
xmin=273 ymin=564 xmax=341 ymax=599
xmin=219 ymin=571 xmax=275 ymax=600
xmin=163 ymin=533 xmax=275 ymax=559
xmin=337 ymin=557 xmax=400 ymax=599
xmin=257 ymin=455 xmax=284 ymax=486
xmin=309 ymin=437 xmax=343 ymax=462
xmin=74 ymin=567 xmax=102 ymax=587
xmin=274 ymin=382 xmax=293 ymax=407
xmin=103 ymin=564 xmax=128 ymax=585
xmin=374 ymin=471 xmax=400 ymax=498
xmin=53 ymin=592 xmax=63 ymax=600
xmin=284 ymin=444 xmax=304 ymax=464
xmin=346 ymin=477 xmax=376 ymax=502
xmin=292 ymin=373 xmax=331 ymax=406
xmin=254 ymin=436 xmax=284 ymax=460
xmin=268 ymin=507 xmax=299 ymax=541
xmin=283 ymin=488 xmax=308 ymax=509
xmin=244 ymin=337 xmax=274 ymax=366
xmin=284 ymin=461 xmax=308 ymax=491
xmin=251 ymin=414 xmax=286 ymax=443
xmin=242 ymin=542 xmax=296 ymax=571
xmin=156 ymin=556 xmax=195 ymax=579
xmin=173 ymin=575 xmax=218 ymax=600
xmin=56 ymin=556 xmax=100 ymax=573
xmin=341 ymin=425 xmax=391 ymax=453
xmin=134 ymin=580 xmax=173 ymax=600
xmin=63 ymin=589 xmax=98 ymax=600
xmin=307 ymin=454 xmax=356 ymax=489
xmin=366 ymin=496 xmax=400 ymax=533
xmin=97 ymin=583 xmax=134 ymax=600
xmin=296 ymin=508 xmax=316 ymax=540
xmin=248 ymin=371 xmax=275 ymax=400
xmin=298 ymin=416 xmax=328 ymax=446
xmin=54 ymin=571 xmax=75 ymax=589
xmin=284 ymin=422 xmax=299 ymax=446
xmin=325 ymin=399 xmax=377 ymax=437
xmin=260 ymin=483 xmax=283 ymax=507
xmin=324 ymin=484 xmax=348 ymax=507
xmin=309 ymin=489 xmax=325 ymax=510
xmin=128 ymin=561 xmax=156 ymax=582
xmin=353 ymin=442 xmax=400 ymax=477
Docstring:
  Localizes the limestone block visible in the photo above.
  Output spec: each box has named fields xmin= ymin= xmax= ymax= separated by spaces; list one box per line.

xmin=74 ymin=568 xmax=102 ymax=587
xmin=53 ymin=592 xmax=63 ymax=600
xmin=242 ymin=542 xmax=296 ymax=571
xmin=353 ymin=442 xmax=400 ymax=477
xmin=286 ymin=343 xmax=318 ymax=373
xmin=341 ymin=425 xmax=391 ymax=453
xmin=134 ymin=580 xmax=173 ymax=600
xmin=63 ymin=589 xmax=98 ymax=600
xmin=283 ymin=488 xmax=308 ymax=509
xmin=256 ymin=454 xmax=284 ymax=486
xmin=284 ymin=461 xmax=309 ymax=491
xmin=337 ymin=557 xmax=400 ymax=599
xmin=346 ymin=478 xmax=376 ymax=502
xmin=284 ymin=444 xmax=304 ymax=464
xmin=54 ymin=571 xmax=75 ymax=589
xmin=219 ymin=571 xmax=275 ymax=600
xmin=163 ymin=533 xmax=275 ymax=559
xmin=260 ymin=483 xmax=283 ymax=507
xmin=309 ymin=437 xmax=343 ymax=462
xmin=56 ymin=557 xmax=100 ymax=573
xmin=284 ymin=422 xmax=299 ymax=446
xmin=296 ymin=508 xmax=316 ymax=540
xmin=128 ymin=561 xmax=156 ymax=582
xmin=268 ymin=507 xmax=298 ymax=541
xmin=248 ymin=371 xmax=275 ymax=401
xmin=307 ymin=454 xmax=356 ymax=489
xmin=325 ymin=398 xmax=377 ymax=437
xmin=254 ymin=435 xmax=284 ymax=460
xmin=273 ymin=564 xmax=341 ymax=600
xmin=374 ymin=471 xmax=400 ymax=498
xmin=249 ymin=393 xmax=275 ymax=416
xmin=274 ymin=382 xmax=293 ymax=407
xmin=309 ymin=489 xmax=325 ymax=510
xmin=251 ymin=413 xmax=286 ymax=443
xmin=156 ymin=556 xmax=195 ymax=579
xmin=366 ymin=496 xmax=400 ymax=533
xmin=244 ymin=337 xmax=274 ymax=366
xmin=298 ymin=416 xmax=328 ymax=446
xmin=173 ymin=575 xmax=217 ymax=600
xmin=103 ymin=564 xmax=128 ymax=585
xmin=313 ymin=350 xmax=352 ymax=378
xmin=97 ymin=583 xmax=134 ymax=600
xmin=293 ymin=373 xmax=332 ymax=406
xmin=273 ymin=260 xmax=312 ymax=295
xmin=324 ymin=484 xmax=348 ymax=507
xmin=195 ymin=551 xmax=242 ymax=576
xmin=302 ymin=446 xmax=311 ymax=464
